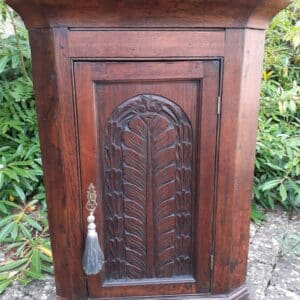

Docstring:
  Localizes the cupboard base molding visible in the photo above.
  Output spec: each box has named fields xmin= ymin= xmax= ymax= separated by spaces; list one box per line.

xmin=56 ymin=285 xmax=249 ymax=300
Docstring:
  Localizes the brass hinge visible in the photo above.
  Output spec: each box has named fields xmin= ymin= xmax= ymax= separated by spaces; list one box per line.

xmin=217 ymin=96 xmax=221 ymax=115
xmin=210 ymin=254 xmax=214 ymax=271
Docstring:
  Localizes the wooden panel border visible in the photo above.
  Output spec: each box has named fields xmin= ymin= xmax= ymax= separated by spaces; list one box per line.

xmin=68 ymin=30 xmax=225 ymax=58
xmin=73 ymin=60 xmax=220 ymax=298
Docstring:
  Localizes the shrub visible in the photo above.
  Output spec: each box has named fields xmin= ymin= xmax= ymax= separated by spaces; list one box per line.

xmin=0 ymin=4 xmax=52 ymax=293
xmin=252 ymin=0 xmax=300 ymax=221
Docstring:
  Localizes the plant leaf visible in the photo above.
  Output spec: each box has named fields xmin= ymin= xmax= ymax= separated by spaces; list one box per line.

xmin=261 ymin=179 xmax=281 ymax=191
xmin=30 ymin=249 xmax=41 ymax=274
xmin=25 ymin=270 xmax=44 ymax=280
xmin=0 ymin=56 xmax=9 ymax=73
xmin=19 ymin=222 xmax=32 ymax=239
xmin=279 ymin=184 xmax=288 ymax=201
xmin=23 ymin=215 xmax=42 ymax=231
xmin=0 ymin=222 xmax=16 ymax=242
xmin=13 ymin=184 xmax=26 ymax=201
xmin=18 ymin=276 xmax=32 ymax=286
xmin=0 ymin=279 xmax=11 ymax=294
xmin=0 ymin=259 xmax=27 ymax=272
xmin=37 ymin=246 xmax=52 ymax=258
xmin=41 ymin=264 xmax=54 ymax=274
xmin=10 ymin=222 xmax=19 ymax=240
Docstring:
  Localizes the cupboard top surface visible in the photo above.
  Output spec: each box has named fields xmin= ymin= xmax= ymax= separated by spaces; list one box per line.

xmin=7 ymin=0 xmax=291 ymax=30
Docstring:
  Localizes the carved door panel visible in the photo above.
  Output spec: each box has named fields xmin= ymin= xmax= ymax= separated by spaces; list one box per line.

xmin=74 ymin=61 xmax=219 ymax=298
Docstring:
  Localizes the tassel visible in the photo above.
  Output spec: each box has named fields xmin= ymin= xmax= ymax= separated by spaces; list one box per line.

xmin=83 ymin=184 xmax=105 ymax=275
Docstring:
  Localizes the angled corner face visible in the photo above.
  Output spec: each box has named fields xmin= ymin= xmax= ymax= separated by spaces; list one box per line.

xmin=212 ymin=28 xmax=266 ymax=295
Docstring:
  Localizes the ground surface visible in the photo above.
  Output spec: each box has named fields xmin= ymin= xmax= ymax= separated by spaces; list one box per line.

xmin=1 ymin=210 xmax=299 ymax=300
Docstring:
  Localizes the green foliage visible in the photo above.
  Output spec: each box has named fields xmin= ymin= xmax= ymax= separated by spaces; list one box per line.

xmin=279 ymin=231 xmax=300 ymax=257
xmin=0 ymin=2 xmax=50 ymax=293
xmin=0 ymin=200 xmax=53 ymax=293
xmin=252 ymin=0 xmax=300 ymax=221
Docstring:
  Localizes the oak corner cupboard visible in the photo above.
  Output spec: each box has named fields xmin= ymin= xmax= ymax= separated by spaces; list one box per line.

xmin=6 ymin=1 xmax=291 ymax=299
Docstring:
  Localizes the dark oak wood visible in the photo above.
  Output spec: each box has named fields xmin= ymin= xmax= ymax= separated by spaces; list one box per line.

xmin=6 ymin=0 xmax=291 ymax=299
xmin=74 ymin=61 xmax=219 ymax=298
xmin=68 ymin=31 xmax=225 ymax=58
xmin=103 ymin=95 xmax=193 ymax=280
xmin=212 ymin=29 xmax=266 ymax=294
xmin=92 ymin=284 xmax=249 ymax=300
xmin=29 ymin=28 xmax=86 ymax=299
xmin=7 ymin=0 xmax=291 ymax=29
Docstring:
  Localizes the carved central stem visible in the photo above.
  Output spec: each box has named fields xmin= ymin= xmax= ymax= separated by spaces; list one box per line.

xmin=145 ymin=117 xmax=154 ymax=277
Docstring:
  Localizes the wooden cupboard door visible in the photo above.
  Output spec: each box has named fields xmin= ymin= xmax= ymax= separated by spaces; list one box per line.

xmin=74 ymin=61 xmax=219 ymax=298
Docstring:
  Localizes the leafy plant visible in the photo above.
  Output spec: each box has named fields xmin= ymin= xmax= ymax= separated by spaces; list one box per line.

xmin=0 ymin=200 xmax=53 ymax=293
xmin=252 ymin=0 xmax=300 ymax=222
xmin=0 ymin=2 xmax=50 ymax=294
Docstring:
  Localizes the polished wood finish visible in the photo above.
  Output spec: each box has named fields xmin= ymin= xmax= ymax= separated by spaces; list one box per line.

xmin=29 ymin=28 xmax=86 ymax=299
xmin=68 ymin=31 xmax=225 ymax=58
xmin=6 ymin=0 xmax=291 ymax=299
xmin=75 ymin=60 xmax=219 ymax=298
xmin=212 ymin=28 xmax=266 ymax=294
xmin=7 ymin=0 xmax=291 ymax=29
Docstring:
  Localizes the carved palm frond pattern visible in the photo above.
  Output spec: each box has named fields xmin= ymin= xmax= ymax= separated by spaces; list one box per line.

xmin=103 ymin=94 xmax=193 ymax=280
xmin=104 ymin=121 xmax=126 ymax=279
xmin=122 ymin=117 xmax=147 ymax=279
xmin=152 ymin=115 xmax=177 ymax=278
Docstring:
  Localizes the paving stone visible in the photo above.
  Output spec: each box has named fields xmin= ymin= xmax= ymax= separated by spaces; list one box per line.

xmin=264 ymin=211 xmax=300 ymax=300
xmin=265 ymin=286 xmax=300 ymax=300
xmin=240 ymin=209 xmax=298 ymax=300
xmin=246 ymin=261 xmax=274 ymax=300
xmin=249 ymin=222 xmax=259 ymax=244
xmin=0 ymin=276 xmax=55 ymax=300
xmin=248 ymin=211 xmax=288 ymax=266
xmin=268 ymin=254 xmax=300 ymax=293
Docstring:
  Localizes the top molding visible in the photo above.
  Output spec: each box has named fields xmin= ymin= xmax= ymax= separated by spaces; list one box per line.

xmin=6 ymin=0 xmax=292 ymax=30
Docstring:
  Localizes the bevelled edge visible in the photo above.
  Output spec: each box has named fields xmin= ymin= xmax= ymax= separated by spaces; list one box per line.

xmin=247 ymin=0 xmax=293 ymax=29
xmin=66 ymin=285 xmax=249 ymax=299
xmin=6 ymin=0 xmax=292 ymax=30
xmin=5 ymin=0 xmax=48 ymax=28
xmin=228 ymin=285 xmax=249 ymax=300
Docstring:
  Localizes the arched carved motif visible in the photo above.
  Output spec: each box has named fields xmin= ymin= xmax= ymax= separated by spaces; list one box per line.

xmin=103 ymin=94 xmax=193 ymax=280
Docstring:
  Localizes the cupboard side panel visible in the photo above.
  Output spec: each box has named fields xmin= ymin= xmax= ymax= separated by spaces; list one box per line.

xmin=229 ymin=29 xmax=265 ymax=288
xmin=29 ymin=28 xmax=87 ymax=299
xmin=212 ymin=29 xmax=265 ymax=294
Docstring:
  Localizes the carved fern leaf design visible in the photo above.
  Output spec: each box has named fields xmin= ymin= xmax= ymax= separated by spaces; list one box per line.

xmin=122 ymin=116 xmax=147 ymax=279
xmin=151 ymin=115 xmax=177 ymax=278
xmin=103 ymin=94 xmax=193 ymax=280
xmin=104 ymin=121 xmax=126 ymax=279
xmin=174 ymin=120 xmax=193 ymax=275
